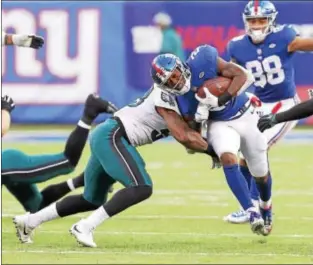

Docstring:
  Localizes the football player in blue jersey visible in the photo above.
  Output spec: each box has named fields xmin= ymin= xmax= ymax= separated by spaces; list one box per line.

xmin=151 ymin=45 xmax=273 ymax=236
xmin=224 ymin=0 xmax=313 ymax=224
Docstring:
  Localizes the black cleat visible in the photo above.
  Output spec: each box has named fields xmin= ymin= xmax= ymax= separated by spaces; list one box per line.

xmin=83 ymin=94 xmax=118 ymax=122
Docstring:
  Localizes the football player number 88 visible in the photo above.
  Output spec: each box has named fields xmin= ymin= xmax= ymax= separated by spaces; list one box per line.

xmin=245 ymin=55 xmax=285 ymax=87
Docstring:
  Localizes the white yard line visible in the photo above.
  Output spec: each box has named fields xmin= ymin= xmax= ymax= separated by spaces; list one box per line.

xmin=2 ymin=249 xmax=313 ymax=258
xmin=2 ymin=229 xmax=313 ymax=239
xmin=2 ymin=213 xmax=313 ymax=221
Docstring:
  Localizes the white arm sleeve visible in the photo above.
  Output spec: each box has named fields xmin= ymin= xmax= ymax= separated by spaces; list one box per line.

xmin=154 ymin=86 xmax=181 ymax=115
xmin=230 ymin=62 xmax=255 ymax=95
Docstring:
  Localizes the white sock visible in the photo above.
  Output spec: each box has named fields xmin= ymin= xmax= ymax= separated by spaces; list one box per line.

xmin=78 ymin=120 xmax=91 ymax=130
xmin=84 ymin=206 xmax=110 ymax=229
xmin=246 ymin=206 xmax=258 ymax=213
xmin=66 ymin=179 xmax=75 ymax=191
xmin=259 ymin=198 xmax=272 ymax=210
xmin=28 ymin=203 xmax=60 ymax=228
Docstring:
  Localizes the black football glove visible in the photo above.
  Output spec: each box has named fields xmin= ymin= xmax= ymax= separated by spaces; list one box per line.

xmin=257 ymin=113 xmax=278 ymax=132
xmin=106 ymin=101 xmax=119 ymax=114
xmin=29 ymin=35 xmax=44 ymax=49
xmin=1 ymin=95 xmax=15 ymax=113
xmin=12 ymin=34 xmax=44 ymax=49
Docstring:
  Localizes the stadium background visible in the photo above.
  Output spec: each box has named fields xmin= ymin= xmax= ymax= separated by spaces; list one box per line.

xmin=2 ymin=2 xmax=313 ymax=264
xmin=2 ymin=1 xmax=313 ymax=125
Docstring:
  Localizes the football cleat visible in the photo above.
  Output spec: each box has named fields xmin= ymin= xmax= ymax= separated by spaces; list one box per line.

xmin=83 ymin=93 xmax=118 ymax=121
xmin=260 ymin=206 xmax=273 ymax=236
xmin=248 ymin=209 xmax=265 ymax=235
xmin=224 ymin=200 xmax=259 ymax=224
xmin=13 ymin=213 xmax=34 ymax=244
xmin=70 ymin=219 xmax=97 ymax=248
xmin=223 ymin=210 xmax=250 ymax=224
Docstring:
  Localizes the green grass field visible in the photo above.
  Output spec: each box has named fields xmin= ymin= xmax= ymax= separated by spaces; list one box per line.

xmin=2 ymin=140 xmax=313 ymax=264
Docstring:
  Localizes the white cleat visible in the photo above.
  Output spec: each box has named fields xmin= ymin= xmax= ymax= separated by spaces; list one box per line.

xmin=224 ymin=200 xmax=260 ymax=224
xmin=223 ymin=210 xmax=250 ymax=224
xmin=13 ymin=213 xmax=34 ymax=244
xmin=70 ymin=219 xmax=97 ymax=248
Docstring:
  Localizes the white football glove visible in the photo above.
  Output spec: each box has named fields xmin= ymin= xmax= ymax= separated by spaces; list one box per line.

xmin=194 ymin=103 xmax=210 ymax=122
xmin=195 ymin=87 xmax=219 ymax=108
xmin=12 ymin=34 xmax=44 ymax=49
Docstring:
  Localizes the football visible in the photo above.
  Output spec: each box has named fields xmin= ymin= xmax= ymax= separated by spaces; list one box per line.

xmin=197 ymin=76 xmax=232 ymax=98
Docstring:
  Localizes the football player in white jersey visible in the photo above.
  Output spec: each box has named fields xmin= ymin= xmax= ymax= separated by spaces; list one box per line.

xmin=13 ymin=82 xmax=214 ymax=247
xmin=224 ymin=0 xmax=313 ymax=224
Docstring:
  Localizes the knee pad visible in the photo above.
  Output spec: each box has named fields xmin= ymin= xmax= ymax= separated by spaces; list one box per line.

xmin=248 ymin=159 xmax=269 ymax=178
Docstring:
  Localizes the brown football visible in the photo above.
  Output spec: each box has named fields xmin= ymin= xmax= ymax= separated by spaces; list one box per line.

xmin=197 ymin=76 xmax=232 ymax=98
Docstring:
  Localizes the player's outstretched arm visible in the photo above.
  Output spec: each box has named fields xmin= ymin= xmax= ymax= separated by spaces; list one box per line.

xmin=216 ymin=57 xmax=255 ymax=105
xmin=156 ymin=106 xmax=208 ymax=152
xmin=288 ymin=37 xmax=313 ymax=52
xmin=2 ymin=31 xmax=44 ymax=49
xmin=258 ymin=98 xmax=313 ymax=132
xmin=1 ymin=95 xmax=15 ymax=137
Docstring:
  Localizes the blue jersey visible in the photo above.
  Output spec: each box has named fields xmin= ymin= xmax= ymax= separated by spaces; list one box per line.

xmin=176 ymin=45 xmax=249 ymax=121
xmin=228 ymin=25 xmax=298 ymax=103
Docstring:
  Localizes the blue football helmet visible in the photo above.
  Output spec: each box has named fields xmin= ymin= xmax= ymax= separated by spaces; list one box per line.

xmin=243 ymin=1 xmax=278 ymax=43
xmin=151 ymin=54 xmax=191 ymax=96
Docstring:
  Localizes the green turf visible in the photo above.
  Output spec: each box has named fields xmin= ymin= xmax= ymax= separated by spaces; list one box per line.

xmin=2 ymin=141 xmax=313 ymax=264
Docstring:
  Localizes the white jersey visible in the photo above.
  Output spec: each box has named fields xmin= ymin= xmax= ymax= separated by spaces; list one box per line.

xmin=114 ymin=85 xmax=181 ymax=147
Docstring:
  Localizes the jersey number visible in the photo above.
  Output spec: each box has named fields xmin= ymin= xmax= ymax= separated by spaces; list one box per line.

xmin=151 ymin=129 xmax=170 ymax=142
xmin=245 ymin=55 xmax=285 ymax=87
xmin=190 ymin=46 xmax=202 ymax=60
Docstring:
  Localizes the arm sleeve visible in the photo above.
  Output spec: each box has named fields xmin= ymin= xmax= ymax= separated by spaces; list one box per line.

xmin=276 ymin=98 xmax=313 ymax=123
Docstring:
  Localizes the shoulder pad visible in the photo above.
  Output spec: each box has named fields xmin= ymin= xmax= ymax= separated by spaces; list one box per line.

xmin=230 ymin=34 xmax=245 ymax=42
xmin=154 ymin=87 xmax=181 ymax=115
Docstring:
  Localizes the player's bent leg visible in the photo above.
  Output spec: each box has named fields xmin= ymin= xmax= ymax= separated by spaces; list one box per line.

xmin=69 ymin=154 xmax=116 ymax=248
xmin=225 ymin=100 xmax=298 ymax=225
xmin=39 ymin=172 xmax=85 ymax=210
xmin=13 ymin=152 xmax=117 ymax=244
xmin=209 ymin=122 xmax=252 ymax=210
xmin=6 ymin=183 xmax=43 ymax=213
xmin=62 ymin=93 xmax=118 ymax=167
xmin=2 ymin=149 xmax=74 ymax=185
xmin=208 ymin=122 xmax=263 ymax=233
xmin=13 ymin=154 xmax=112 ymax=244
xmin=223 ymin=158 xmax=260 ymax=225
xmin=71 ymin=118 xmax=153 ymax=247
xmin=91 ymin=118 xmax=153 ymax=186
xmin=240 ymin=121 xmax=273 ymax=236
